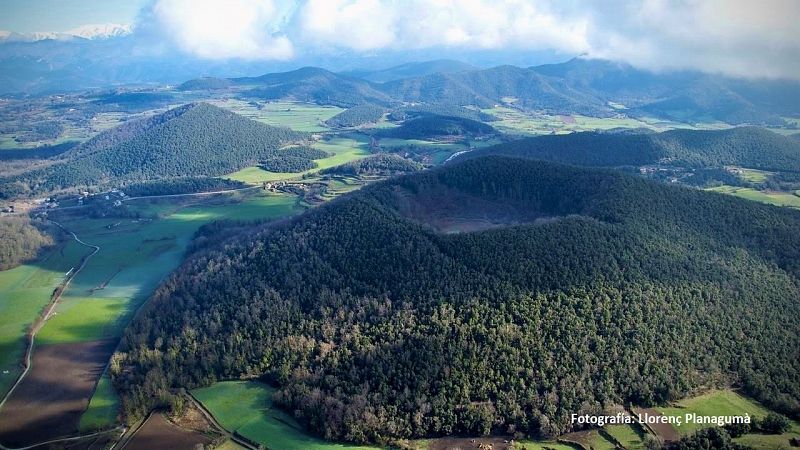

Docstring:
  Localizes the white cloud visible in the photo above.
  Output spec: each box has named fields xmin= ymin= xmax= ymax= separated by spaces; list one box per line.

xmin=152 ymin=0 xmax=294 ymax=60
xmin=296 ymin=0 xmax=589 ymax=53
xmin=582 ymin=0 xmax=800 ymax=79
xmin=298 ymin=0 xmax=396 ymax=50
xmin=144 ymin=0 xmax=800 ymax=79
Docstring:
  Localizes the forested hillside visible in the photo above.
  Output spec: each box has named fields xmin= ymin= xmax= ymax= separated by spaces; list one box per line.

xmin=379 ymin=58 xmax=799 ymax=124
xmin=531 ymin=58 xmax=800 ymax=124
xmin=457 ymin=127 xmax=800 ymax=171
xmin=320 ymin=154 xmax=422 ymax=176
xmin=379 ymin=114 xmax=496 ymax=139
xmin=114 ymin=156 xmax=800 ymax=445
xmin=344 ymin=59 xmax=477 ymax=83
xmin=235 ymin=67 xmax=393 ymax=107
xmin=177 ymin=77 xmax=232 ymax=91
xmin=0 ymin=103 xmax=307 ymax=198
xmin=388 ymin=104 xmax=498 ymax=122
xmin=382 ymin=65 xmax=610 ymax=115
xmin=0 ymin=217 xmax=55 ymax=270
xmin=120 ymin=177 xmax=247 ymax=197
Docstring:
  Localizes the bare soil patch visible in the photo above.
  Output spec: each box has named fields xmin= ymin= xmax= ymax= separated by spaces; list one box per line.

xmin=633 ymin=407 xmax=680 ymax=442
xmin=0 ymin=339 xmax=117 ymax=448
xmin=124 ymin=412 xmax=213 ymax=450
xmin=559 ymin=430 xmax=593 ymax=449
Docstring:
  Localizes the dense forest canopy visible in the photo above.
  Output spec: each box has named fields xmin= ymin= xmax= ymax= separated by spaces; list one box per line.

xmin=235 ymin=67 xmax=394 ymax=107
xmin=457 ymin=127 xmax=800 ymax=172
xmin=114 ymin=156 xmax=800 ymax=445
xmin=0 ymin=217 xmax=56 ymax=270
xmin=320 ymin=154 xmax=422 ymax=176
xmin=279 ymin=145 xmax=329 ymax=160
xmin=378 ymin=114 xmax=496 ymax=140
xmin=0 ymin=103 xmax=307 ymax=199
xmin=177 ymin=77 xmax=232 ymax=91
xmin=259 ymin=156 xmax=317 ymax=173
xmin=388 ymin=104 xmax=498 ymax=123
xmin=120 ymin=177 xmax=247 ymax=197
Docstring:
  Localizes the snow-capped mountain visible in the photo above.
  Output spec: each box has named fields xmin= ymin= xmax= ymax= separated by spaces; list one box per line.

xmin=66 ymin=23 xmax=133 ymax=40
xmin=0 ymin=23 xmax=132 ymax=42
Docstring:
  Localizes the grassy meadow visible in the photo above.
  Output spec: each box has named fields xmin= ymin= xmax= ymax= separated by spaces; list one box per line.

xmin=210 ymin=99 xmax=343 ymax=132
xmin=657 ymin=390 xmax=800 ymax=449
xmin=192 ymin=381 xmax=380 ymax=450
xmin=603 ymin=424 xmax=647 ymax=449
xmin=79 ymin=374 xmax=119 ymax=431
xmin=226 ymin=135 xmax=371 ymax=184
xmin=708 ymin=185 xmax=800 ymax=208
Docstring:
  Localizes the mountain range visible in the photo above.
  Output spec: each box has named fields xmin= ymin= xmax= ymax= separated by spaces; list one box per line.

xmin=0 ymin=23 xmax=132 ymax=42
xmin=2 ymin=29 xmax=798 ymax=127
xmin=176 ymin=59 xmax=800 ymax=124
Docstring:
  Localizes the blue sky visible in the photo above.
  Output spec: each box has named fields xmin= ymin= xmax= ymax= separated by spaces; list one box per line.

xmin=0 ymin=0 xmax=148 ymax=32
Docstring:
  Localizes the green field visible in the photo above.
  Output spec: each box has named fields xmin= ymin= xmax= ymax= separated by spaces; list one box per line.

xmin=226 ymin=135 xmax=371 ymax=184
xmin=210 ymin=99 xmax=343 ymax=132
xmin=79 ymin=373 xmax=119 ymax=431
xmin=0 ymin=240 xmax=88 ymax=396
xmin=193 ymin=381 xmax=380 ymax=450
xmin=216 ymin=440 xmax=248 ymax=450
xmin=658 ymin=390 xmax=776 ymax=435
xmin=734 ymin=167 xmax=772 ymax=183
xmin=657 ymin=390 xmax=800 ymax=448
xmin=480 ymin=107 xmax=660 ymax=135
xmin=2 ymin=192 xmax=301 ymax=426
xmin=603 ymin=424 xmax=647 ymax=450
xmin=480 ymin=106 xmax=729 ymax=136
xmin=37 ymin=296 xmax=128 ymax=344
xmin=708 ymin=185 xmax=800 ymax=208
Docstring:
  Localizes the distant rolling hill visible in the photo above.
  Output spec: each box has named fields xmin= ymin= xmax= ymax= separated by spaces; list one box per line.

xmin=115 ymin=156 xmax=800 ymax=443
xmin=455 ymin=126 xmax=800 ymax=172
xmin=0 ymin=103 xmax=307 ymax=198
xmin=342 ymin=59 xmax=477 ymax=83
xmin=384 ymin=59 xmax=800 ymax=124
xmin=378 ymin=114 xmax=496 ymax=140
xmin=382 ymin=64 xmax=610 ymax=115
xmin=325 ymin=104 xmax=386 ymax=128
xmin=177 ymin=77 xmax=232 ymax=91
xmin=531 ymin=58 xmax=800 ymax=125
xmin=174 ymin=58 xmax=800 ymax=125
xmin=232 ymin=67 xmax=394 ymax=107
